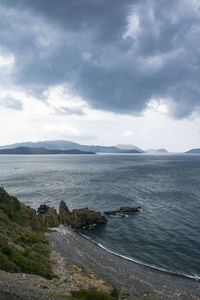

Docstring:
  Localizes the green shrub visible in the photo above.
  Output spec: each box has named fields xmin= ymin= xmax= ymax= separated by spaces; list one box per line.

xmin=110 ymin=288 xmax=119 ymax=300
xmin=19 ymin=233 xmax=39 ymax=245
xmin=0 ymin=251 xmax=17 ymax=272
xmin=1 ymin=245 xmax=55 ymax=279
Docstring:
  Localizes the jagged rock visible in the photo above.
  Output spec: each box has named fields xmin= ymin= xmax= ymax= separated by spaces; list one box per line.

xmin=104 ymin=206 xmax=141 ymax=215
xmin=38 ymin=205 xmax=59 ymax=227
xmin=37 ymin=204 xmax=49 ymax=215
xmin=72 ymin=208 xmax=107 ymax=228
xmin=59 ymin=201 xmax=107 ymax=228
xmin=59 ymin=200 xmax=71 ymax=225
xmin=45 ymin=207 xmax=59 ymax=227
xmin=37 ymin=200 xmax=107 ymax=228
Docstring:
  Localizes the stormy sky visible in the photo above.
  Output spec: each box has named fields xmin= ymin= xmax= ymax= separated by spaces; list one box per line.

xmin=0 ymin=0 xmax=200 ymax=151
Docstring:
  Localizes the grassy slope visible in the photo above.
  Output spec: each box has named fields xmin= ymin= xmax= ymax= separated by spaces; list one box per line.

xmin=0 ymin=187 xmax=55 ymax=279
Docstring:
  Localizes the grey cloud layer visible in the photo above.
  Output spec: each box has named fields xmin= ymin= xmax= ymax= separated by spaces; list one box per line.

xmin=0 ymin=0 xmax=200 ymax=117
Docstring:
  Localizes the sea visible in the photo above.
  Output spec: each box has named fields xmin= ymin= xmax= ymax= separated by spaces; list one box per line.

xmin=0 ymin=153 xmax=199 ymax=278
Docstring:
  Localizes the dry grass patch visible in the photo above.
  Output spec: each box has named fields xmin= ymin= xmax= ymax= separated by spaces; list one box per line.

xmin=69 ymin=264 xmax=111 ymax=293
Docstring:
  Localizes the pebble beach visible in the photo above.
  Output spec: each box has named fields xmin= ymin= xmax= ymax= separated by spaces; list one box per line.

xmin=47 ymin=225 xmax=200 ymax=300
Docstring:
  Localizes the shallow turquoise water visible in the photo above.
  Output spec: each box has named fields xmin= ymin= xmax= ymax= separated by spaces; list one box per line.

xmin=0 ymin=154 xmax=199 ymax=277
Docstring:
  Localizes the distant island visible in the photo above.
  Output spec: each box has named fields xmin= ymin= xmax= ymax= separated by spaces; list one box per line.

xmin=0 ymin=140 xmax=173 ymax=154
xmin=0 ymin=140 xmax=143 ymax=153
xmin=186 ymin=148 xmax=200 ymax=153
xmin=0 ymin=147 xmax=96 ymax=155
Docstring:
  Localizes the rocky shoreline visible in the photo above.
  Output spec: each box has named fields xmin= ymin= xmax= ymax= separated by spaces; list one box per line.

xmin=47 ymin=225 xmax=200 ymax=300
xmin=37 ymin=200 xmax=107 ymax=229
xmin=37 ymin=201 xmax=142 ymax=228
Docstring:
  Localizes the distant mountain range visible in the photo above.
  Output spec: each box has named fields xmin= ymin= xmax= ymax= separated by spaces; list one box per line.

xmin=186 ymin=148 xmax=200 ymax=153
xmin=0 ymin=140 xmax=142 ymax=153
xmin=116 ymin=144 xmax=145 ymax=153
xmin=0 ymin=147 xmax=96 ymax=155
xmin=0 ymin=140 xmax=199 ymax=154
xmin=0 ymin=140 xmax=179 ymax=154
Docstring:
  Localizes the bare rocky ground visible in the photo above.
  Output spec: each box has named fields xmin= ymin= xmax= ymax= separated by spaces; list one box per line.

xmin=0 ymin=249 xmax=71 ymax=299
xmin=0 ymin=246 xmax=113 ymax=299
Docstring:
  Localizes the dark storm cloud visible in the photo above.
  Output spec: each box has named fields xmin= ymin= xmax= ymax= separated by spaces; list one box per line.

xmin=0 ymin=96 xmax=23 ymax=110
xmin=0 ymin=0 xmax=200 ymax=118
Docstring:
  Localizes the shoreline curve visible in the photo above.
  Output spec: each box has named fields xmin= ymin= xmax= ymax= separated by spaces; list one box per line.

xmin=47 ymin=225 xmax=200 ymax=299
xmin=78 ymin=231 xmax=200 ymax=281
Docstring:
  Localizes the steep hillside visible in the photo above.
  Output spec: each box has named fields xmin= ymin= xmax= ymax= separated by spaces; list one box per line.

xmin=0 ymin=187 xmax=55 ymax=279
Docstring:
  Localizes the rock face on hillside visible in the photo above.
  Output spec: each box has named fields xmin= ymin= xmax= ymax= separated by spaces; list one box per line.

xmin=37 ymin=204 xmax=59 ymax=227
xmin=59 ymin=200 xmax=107 ymax=228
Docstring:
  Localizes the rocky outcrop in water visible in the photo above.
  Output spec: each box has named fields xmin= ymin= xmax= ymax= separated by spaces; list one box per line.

xmin=104 ymin=206 xmax=141 ymax=215
xmin=37 ymin=200 xmax=107 ymax=228
xmin=59 ymin=200 xmax=107 ymax=228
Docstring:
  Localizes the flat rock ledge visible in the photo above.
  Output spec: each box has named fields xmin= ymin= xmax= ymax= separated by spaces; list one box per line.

xmin=37 ymin=201 xmax=107 ymax=229
xmin=104 ymin=206 xmax=141 ymax=215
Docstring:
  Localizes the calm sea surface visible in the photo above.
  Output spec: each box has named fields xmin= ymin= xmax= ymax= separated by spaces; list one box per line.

xmin=0 ymin=154 xmax=199 ymax=277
